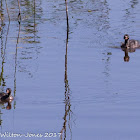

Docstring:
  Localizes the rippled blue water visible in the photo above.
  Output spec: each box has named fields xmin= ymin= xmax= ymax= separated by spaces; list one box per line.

xmin=0 ymin=0 xmax=140 ymax=140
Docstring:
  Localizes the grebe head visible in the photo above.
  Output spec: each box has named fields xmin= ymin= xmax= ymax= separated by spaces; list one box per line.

xmin=124 ymin=34 xmax=129 ymax=40
xmin=6 ymin=88 xmax=11 ymax=95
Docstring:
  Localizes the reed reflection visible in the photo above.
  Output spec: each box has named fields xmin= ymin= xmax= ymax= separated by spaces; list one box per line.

xmin=0 ymin=1 xmax=4 ymax=27
xmin=16 ymin=0 xmax=42 ymax=77
xmin=21 ymin=0 xmax=42 ymax=44
xmin=0 ymin=2 xmax=15 ymax=110
xmin=60 ymin=2 xmax=73 ymax=139
xmin=5 ymin=0 xmax=10 ymax=22
xmin=0 ymin=18 xmax=13 ymax=128
xmin=60 ymin=28 xmax=72 ymax=140
xmin=14 ymin=21 xmax=21 ymax=96
xmin=0 ymin=14 xmax=10 ymax=90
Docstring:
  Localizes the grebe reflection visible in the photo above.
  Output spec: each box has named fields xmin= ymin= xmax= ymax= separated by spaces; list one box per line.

xmin=121 ymin=47 xmax=135 ymax=62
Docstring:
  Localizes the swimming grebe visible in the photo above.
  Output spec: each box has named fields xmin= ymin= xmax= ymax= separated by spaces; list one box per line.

xmin=0 ymin=88 xmax=13 ymax=101
xmin=121 ymin=34 xmax=140 ymax=49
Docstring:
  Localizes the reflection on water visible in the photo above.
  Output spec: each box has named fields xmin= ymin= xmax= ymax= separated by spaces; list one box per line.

xmin=0 ymin=12 xmax=10 ymax=91
xmin=0 ymin=13 xmax=14 ymax=126
xmin=5 ymin=0 xmax=10 ymax=22
xmin=0 ymin=0 xmax=43 ymax=127
xmin=14 ymin=21 xmax=21 ymax=96
xmin=21 ymin=0 xmax=42 ymax=43
xmin=0 ymin=0 xmax=43 ymax=87
xmin=0 ymin=100 xmax=12 ymax=110
xmin=17 ymin=0 xmax=43 ymax=77
xmin=60 ymin=29 xmax=72 ymax=140
xmin=0 ymin=0 xmax=43 ymax=133
xmin=102 ymin=51 xmax=112 ymax=87
xmin=122 ymin=0 xmax=139 ymax=37
xmin=69 ymin=0 xmax=111 ymax=47
xmin=121 ymin=47 xmax=136 ymax=62
xmin=0 ymin=99 xmax=13 ymax=126
xmin=130 ymin=0 xmax=138 ymax=8
xmin=0 ymin=0 xmax=140 ymax=139
xmin=60 ymin=3 xmax=73 ymax=139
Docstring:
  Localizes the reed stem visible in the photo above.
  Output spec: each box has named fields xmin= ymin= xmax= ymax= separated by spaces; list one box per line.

xmin=5 ymin=0 xmax=10 ymax=22
xmin=65 ymin=0 xmax=69 ymax=31
xmin=17 ymin=0 xmax=21 ymax=21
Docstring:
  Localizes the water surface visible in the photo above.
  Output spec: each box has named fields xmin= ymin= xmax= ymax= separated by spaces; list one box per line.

xmin=0 ymin=0 xmax=140 ymax=140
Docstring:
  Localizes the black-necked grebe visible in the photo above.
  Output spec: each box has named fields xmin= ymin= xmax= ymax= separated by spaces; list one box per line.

xmin=121 ymin=34 xmax=140 ymax=49
xmin=0 ymin=88 xmax=13 ymax=101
